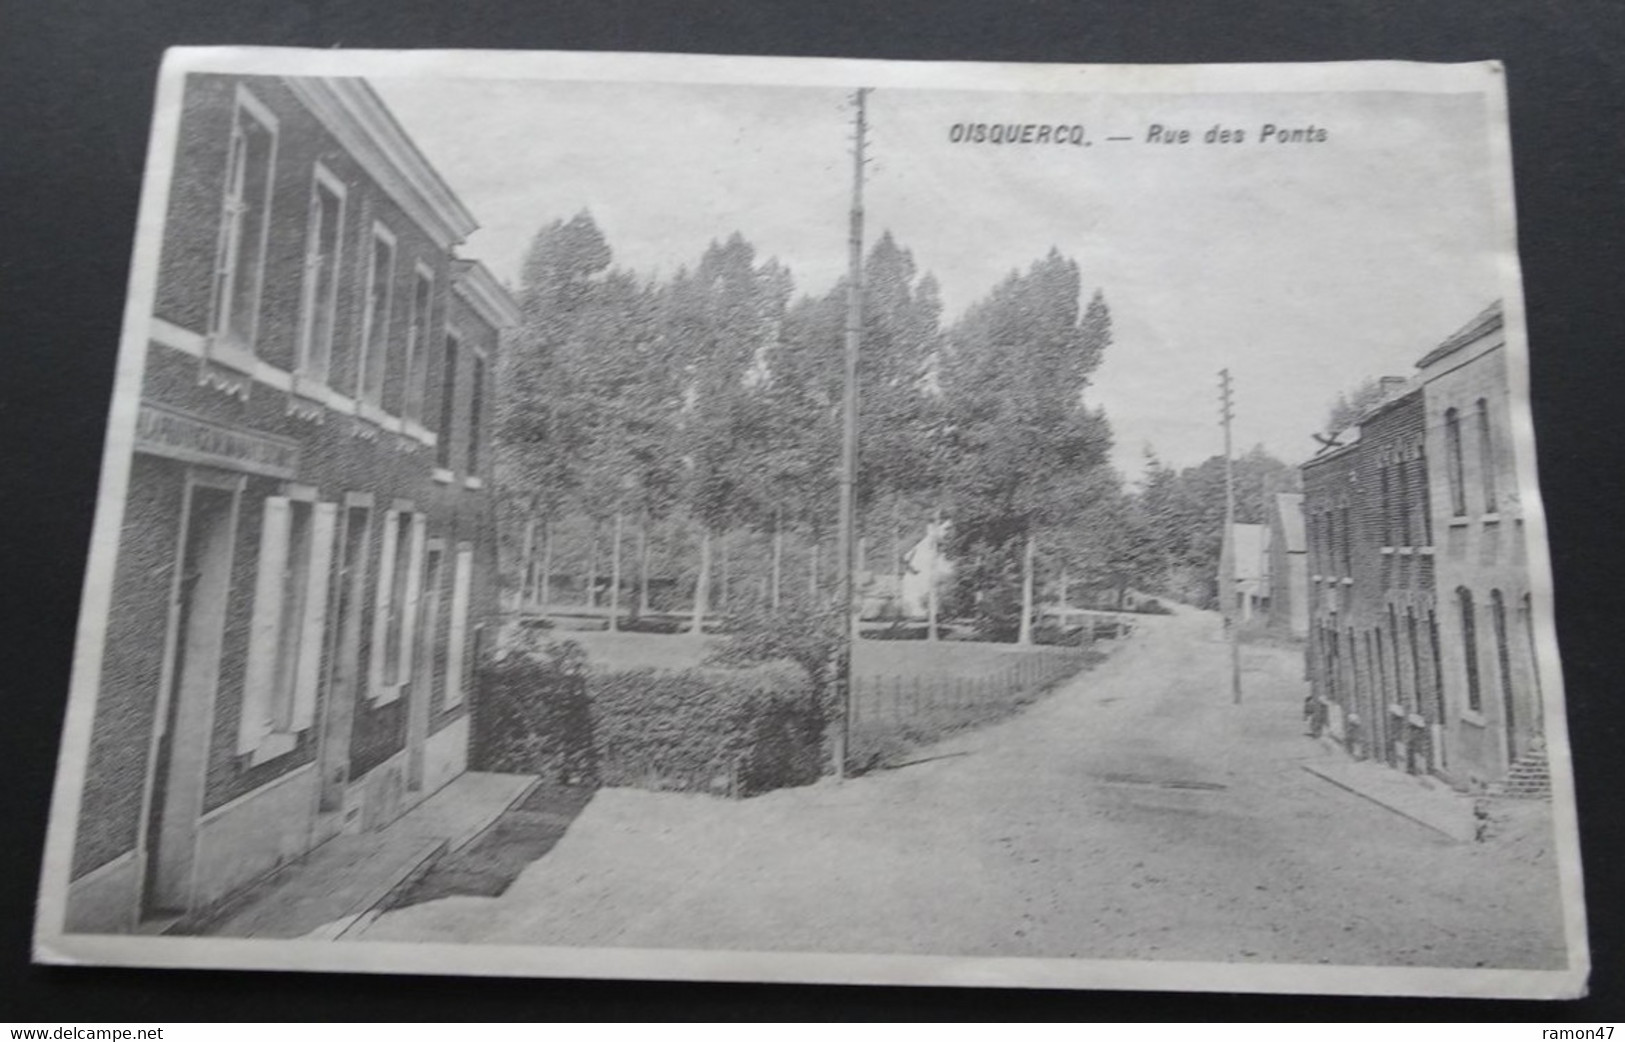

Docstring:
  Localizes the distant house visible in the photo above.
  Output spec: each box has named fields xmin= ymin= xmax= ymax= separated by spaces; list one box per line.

xmin=1219 ymin=523 xmax=1268 ymax=621
xmin=1265 ymin=493 xmax=1309 ymax=636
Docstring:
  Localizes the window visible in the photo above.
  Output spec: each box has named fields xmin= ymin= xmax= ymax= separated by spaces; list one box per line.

xmin=1339 ymin=505 xmax=1352 ymax=577
xmin=1477 ymin=398 xmax=1498 ymax=512
xmin=1396 ymin=458 xmax=1413 ymax=548
xmin=436 ymin=332 xmax=460 ymax=469
xmin=1389 ymin=607 xmax=1408 ymax=710
xmin=371 ymin=508 xmax=424 ymax=699
xmin=444 ymin=544 xmax=475 ymax=708
xmin=238 ymin=495 xmax=336 ymax=759
xmin=209 ymin=88 xmax=278 ymax=358
xmin=1519 ymin=593 xmax=1541 ymax=699
xmin=404 ymin=267 xmax=435 ymax=421
xmin=1458 ymin=586 xmax=1482 ymax=713
xmin=468 ymin=352 xmax=487 ymax=475
xmin=1445 ymin=407 xmax=1467 ymax=517
xmin=418 ymin=544 xmax=446 ymax=698
xmin=1379 ymin=465 xmax=1393 ymax=547
xmin=1491 ymin=589 xmax=1516 ymax=747
xmin=358 ymin=224 xmax=397 ymax=405
xmin=1413 ymin=452 xmax=1432 ymax=546
xmin=296 ymin=168 xmax=345 ymax=382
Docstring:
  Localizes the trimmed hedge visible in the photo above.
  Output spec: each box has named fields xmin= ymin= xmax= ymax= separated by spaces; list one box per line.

xmin=472 ymin=643 xmax=597 ymax=785
xmin=593 ymin=662 xmax=825 ymax=797
xmin=472 ymin=645 xmax=826 ymax=798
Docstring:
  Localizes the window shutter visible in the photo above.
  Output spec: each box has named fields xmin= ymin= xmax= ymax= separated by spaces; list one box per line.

xmin=370 ymin=509 xmax=400 ymax=702
xmin=291 ymin=501 xmax=337 ymax=732
xmin=397 ymin=513 xmax=427 ymax=686
xmin=238 ymin=496 xmax=291 ymax=754
xmin=445 ymin=547 xmax=474 ymax=708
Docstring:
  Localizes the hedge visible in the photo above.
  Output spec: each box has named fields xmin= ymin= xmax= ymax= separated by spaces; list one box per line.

xmin=472 ymin=646 xmax=826 ymax=798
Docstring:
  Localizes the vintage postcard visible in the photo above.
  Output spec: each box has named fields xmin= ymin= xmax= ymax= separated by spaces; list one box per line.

xmin=34 ymin=47 xmax=1587 ymax=998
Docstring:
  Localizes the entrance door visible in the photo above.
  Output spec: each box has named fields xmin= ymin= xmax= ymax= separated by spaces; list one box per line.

xmin=407 ymin=542 xmax=444 ymax=791
xmin=142 ymin=476 xmax=239 ymax=917
xmin=313 ymin=499 xmax=371 ymax=834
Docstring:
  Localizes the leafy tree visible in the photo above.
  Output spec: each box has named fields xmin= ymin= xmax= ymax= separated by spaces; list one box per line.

xmin=1325 ymin=377 xmax=1390 ymax=437
xmin=939 ymin=252 xmax=1114 ymax=642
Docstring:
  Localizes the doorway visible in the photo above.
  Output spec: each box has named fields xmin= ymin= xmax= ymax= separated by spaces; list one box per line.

xmin=314 ymin=498 xmax=371 ymax=833
xmin=141 ymin=474 xmax=240 ymax=917
xmin=407 ymin=541 xmax=444 ymax=792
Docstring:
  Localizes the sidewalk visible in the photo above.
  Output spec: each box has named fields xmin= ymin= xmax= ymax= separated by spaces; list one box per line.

xmin=1300 ymin=742 xmax=1478 ymax=842
xmin=179 ymin=771 xmax=536 ymax=940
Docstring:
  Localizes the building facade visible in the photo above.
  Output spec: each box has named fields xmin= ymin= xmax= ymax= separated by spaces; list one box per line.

xmin=1417 ymin=303 xmax=1543 ymax=789
xmin=66 ymin=74 xmax=519 ymax=933
xmin=1265 ymin=492 xmax=1308 ymax=637
xmin=1303 ymin=383 xmax=1446 ymax=776
xmin=1302 ymin=302 xmax=1541 ymax=791
xmin=1219 ymin=523 xmax=1267 ymax=622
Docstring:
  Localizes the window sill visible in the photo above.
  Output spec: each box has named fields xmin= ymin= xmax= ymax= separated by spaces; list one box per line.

xmin=1340 ymin=578 xmax=1353 ymax=587
xmin=247 ymin=731 xmax=298 ymax=767
xmin=433 ymin=468 xmax=455 ymax=485
xmin=1448 ymin=516 xmax=1471 ymax=528
xmin=205 ymin=335 xmax=258 ymax=376
xmin=290 ymin=373 xmax=332 ymax=405
xmin=1460 ymin=709 xmax=1488 ymax=728
xmin=357 ymin=399 xmax=392 ymax=428
xmin=1407 ymin=712 xmax=1428 ymax=728
xmin=1481 ymin=514 xmax=1502 ymax=525
xmin=463 ymin=476 xmax=484 ymax=491
xmin=372 ymin=682 xmax=405 ymax=707
xmin=1418 ymin=546 xmax=1435 ymax=556
xmin=1379 ymin=547 xmax=1395 ymax=556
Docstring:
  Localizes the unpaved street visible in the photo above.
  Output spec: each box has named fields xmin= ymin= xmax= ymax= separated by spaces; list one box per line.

xmin=365 ymin=609 xmax=1567 ymax=969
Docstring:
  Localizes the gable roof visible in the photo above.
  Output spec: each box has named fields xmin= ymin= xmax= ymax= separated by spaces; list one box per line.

xmin=1273 ymin=492 xmax=1306 ymax=553
xmin=1416 ymin=301 xmax=1504 ymax=369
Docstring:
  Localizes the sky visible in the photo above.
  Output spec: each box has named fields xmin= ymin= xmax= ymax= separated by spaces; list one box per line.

xmin=373 ymin=76 xmax=1503 ymax=477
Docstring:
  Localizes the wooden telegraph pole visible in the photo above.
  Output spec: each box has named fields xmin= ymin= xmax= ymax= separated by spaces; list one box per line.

xmin=834 ymin=88 xmax=869 ymax=778
xmin=1220 ymin=368 xmax=1242 ymax=704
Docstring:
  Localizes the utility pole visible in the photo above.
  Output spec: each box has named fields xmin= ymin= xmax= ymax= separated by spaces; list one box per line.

xmin=834 ymin=87 xmax=869 ymax=778
xmin=1220 ymin=369 xmax=1242 ymax=704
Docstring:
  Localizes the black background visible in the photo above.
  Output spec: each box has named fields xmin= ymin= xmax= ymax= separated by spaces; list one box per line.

xmin=3 ymin=0 xmax=1623 ymax=1022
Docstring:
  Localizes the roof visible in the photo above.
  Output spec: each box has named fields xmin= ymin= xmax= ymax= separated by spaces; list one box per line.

xmin=285 ymin=78 xmax=480 ymax=251
xmin=453 ymin=259 xmax=522 ymax=330
xmin=1273 ymin=492 xmax=1307 ymax=553
xmin=1416 ymin=301 xmax=1504 ymax=369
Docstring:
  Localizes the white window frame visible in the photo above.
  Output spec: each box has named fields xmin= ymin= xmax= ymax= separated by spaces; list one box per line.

xmin=404 ymin=262 xmax=436 ymax=422
xmin=435 ymin=326 xmax=462 ymax=471
xmin=467 ymin=344 xmax=488 ymax=479
xmin=206 ymin=85 xmax=279 ymax=371
xmin=369 ymin=504 xmax=424 ymax=704
xmin=356 ymin=221 xmax=397 ymax=407
xmin=444 ymin=543 xmax=475 ymax=709
xmin=237 ymin=487 xmax=336 ymax=763
xmin=294 ymin=163 xmax=348 ymax=389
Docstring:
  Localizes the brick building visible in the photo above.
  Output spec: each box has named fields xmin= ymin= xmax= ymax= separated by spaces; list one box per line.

xmin=1418 ymin=303 xmax=1544 ymax=790
xmin=1303 ymin=382 xmax=1445 ymax=775
xmin=1302 ymin=302 xmax=1541 ymax=791
xmin=65 ymin=74 xmax=519 ymax=932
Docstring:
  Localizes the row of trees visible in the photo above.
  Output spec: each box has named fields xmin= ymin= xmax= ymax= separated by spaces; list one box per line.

xmin=495 ymin=211 xmax=1128 ymax=640
xmin=494 ymin=210 xmax=1307 ymax=635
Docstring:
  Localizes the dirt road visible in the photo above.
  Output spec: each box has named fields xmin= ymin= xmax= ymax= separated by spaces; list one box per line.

xmin=364 ymin=608 xmax=1567 ymax=969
